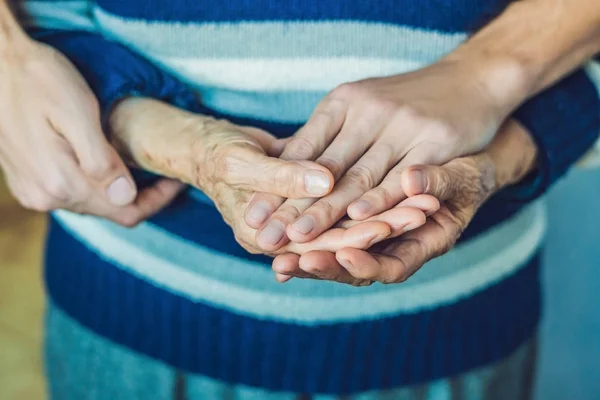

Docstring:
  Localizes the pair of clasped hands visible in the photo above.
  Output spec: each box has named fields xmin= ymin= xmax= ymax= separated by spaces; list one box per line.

xmin=109 ymin=67 xmax=537 ymax=287
xmin=0 ymin=42 xmax=537 ymax=286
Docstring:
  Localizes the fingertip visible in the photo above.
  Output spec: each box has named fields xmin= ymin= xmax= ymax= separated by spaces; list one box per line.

xmin=402 ymin=166 xmax=428 ymax=197
xmin=106 ymin=176 xmax=137 ymax=206
xmin=245 ymin=199 xmax=274 ymax=228
xmin=272 ymin=253 xmax=300 ymax=274
xmin=256 ymin=219 xmax=289 ymax=252
xmin=275 ymin=273 xmax=293 ymax=283
xmin=336 ymin=248 xmax=376 ymax=273
xmin=347 ymin=199 xmax=374 ymax=220
xmin=397 ymin=194 xmax=440 ymax=216
xmin=286 ymin=216 xmax=316 ymax=243
xmin=350 ymin=220 xmax=392 ymax=237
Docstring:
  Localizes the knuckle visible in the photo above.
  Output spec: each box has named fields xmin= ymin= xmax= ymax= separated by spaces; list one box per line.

xmin=215 ymin=151 xmax=246 ymax=185
xmin=272 ymin=165 xmax=296 ymax=195
xmin=383 ymin=264 xmax=410 ymax=284
xmin=393 ymin=106 xmax=421 ymax=124
xmin=313 ymin=199 xmax=334 ymax=218
xmin=304 ymin=263 xmax=326 ymax=276
xmin=344 ymin=165 xmax=377 ymax=190
xmin=274 ymin=203 xmax=302 ymax=221
xmin=372 ymin=99 xmax=399 ymax=117
xmin=426 ymin=120 xmax=458 ymax=144
xmin=284 ymin=136 xmax=317 ymax=160
xmin=371 ymin=186 xmax=396 ymax=208
xmin=316 ymin=156 xmax=345 ymax=179
xmin=28 ymin=195 xmax=58 ymax=212
xmin=331 ymin=82 xmax=361 ymax=99
xmin=83 ymin=157 xmax=119 ymax=181
xmin=42 ymin=177 xmax=71 ymax=201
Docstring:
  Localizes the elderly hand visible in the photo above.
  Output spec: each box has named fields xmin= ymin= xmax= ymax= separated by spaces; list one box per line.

xmin=245 ymin=57 xmax=526 ymax=252
xmin=272 ymin=119 xmax=538 ymax=285
xmin=109 ymin=97 xmax=440 ymax=256
xmin=0 ymin=20 xmax=168 ymax=226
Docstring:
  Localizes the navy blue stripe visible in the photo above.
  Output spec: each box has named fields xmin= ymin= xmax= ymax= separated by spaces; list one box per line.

xmin=45 ymin=218 xmax=541 ymax=393
xmin=96 ymin=0 xmax=511 ymax=33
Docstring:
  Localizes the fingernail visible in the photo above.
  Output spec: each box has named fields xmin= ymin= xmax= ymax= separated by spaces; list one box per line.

xmin=352 ymin=200 xmax=372 ymax=215
xmin=291 ymin=215 xmax=315 ymax=235
xmin=337 ymin=256 xmax=354 ymax=271
xmin=368 ymin=233 xmax=390 ymax=247
xmin=246 ymin=201 xmax=271 ymax=225
xmin=410 ymin=170 xmax=427 ymax=194
xmin=258 ymin=220 xmax=286 ymax=246
xmin=107 ymin=176 xmax=135 ymax=206
xmin=304 ymin=170 xmax=330 ymax=195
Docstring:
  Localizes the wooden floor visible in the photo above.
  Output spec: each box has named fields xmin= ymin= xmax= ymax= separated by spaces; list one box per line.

xmin=0 ymin=177 xmax=47 ymax=400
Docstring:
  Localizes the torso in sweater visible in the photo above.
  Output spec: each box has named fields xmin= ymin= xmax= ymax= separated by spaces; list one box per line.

xmin=19 ymin=0 xmax=600 ymax=392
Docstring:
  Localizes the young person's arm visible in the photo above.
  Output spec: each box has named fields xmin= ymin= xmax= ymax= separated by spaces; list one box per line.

xmin=452 ymin=0 xmax=600 ymax=105
xmin=0 ymin=0 xmax=196 ymax=225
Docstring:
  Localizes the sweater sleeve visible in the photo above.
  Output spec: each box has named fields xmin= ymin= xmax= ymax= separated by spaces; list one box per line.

xmin=501 ymin=63 xmax=600 ymax=201
xmin=19 ymin=1 xmax=200 ymax=123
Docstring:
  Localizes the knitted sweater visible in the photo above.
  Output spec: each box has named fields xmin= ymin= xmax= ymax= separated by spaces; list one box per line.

xmin=20 ymin=0 xmax=600 ymax=395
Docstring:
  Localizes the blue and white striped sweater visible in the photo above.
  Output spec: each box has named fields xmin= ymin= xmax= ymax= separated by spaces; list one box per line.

xmin=21 ymin=0 xmax=600 ymax=394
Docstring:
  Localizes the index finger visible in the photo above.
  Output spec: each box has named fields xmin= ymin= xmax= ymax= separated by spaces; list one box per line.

xmin=279 ymin=96 xmax=347 ymax=161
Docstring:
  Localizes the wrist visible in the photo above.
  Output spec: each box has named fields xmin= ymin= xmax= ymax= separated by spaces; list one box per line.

xmin=448 ymin=0 xmax=600 ymax=107
xmin=109 ymin=97 xmax=210 ymax=182
xmin=0 ymin=2 xmax=33 ymax=61
xmin=488 ymin=120 xmax=538 ymax=189
xmin=443 ymin=51 xmax=532 ymax=118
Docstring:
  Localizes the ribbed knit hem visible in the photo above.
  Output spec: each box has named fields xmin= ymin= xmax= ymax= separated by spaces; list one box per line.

xmin=45 ymin=217 xmax=541 ymax=395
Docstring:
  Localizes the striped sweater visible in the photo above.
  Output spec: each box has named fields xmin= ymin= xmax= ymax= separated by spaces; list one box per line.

xmin=20 ymin=0 xmax=600 ymax=395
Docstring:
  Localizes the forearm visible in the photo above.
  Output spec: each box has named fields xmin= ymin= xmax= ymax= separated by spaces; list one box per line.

xmin=449 ymin=0 xmax=600 ymax=112
xmin=109 ymin=97 xmax=212 ymax=183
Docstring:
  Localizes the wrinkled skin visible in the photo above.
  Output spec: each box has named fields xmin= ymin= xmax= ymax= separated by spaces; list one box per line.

xmin=272 ymin=119 xmax=538 ymax=286
xmin=245 ymin=59 xmax=519 ymax=253
xmin=109 ymin=98 xmax=440 ymax=262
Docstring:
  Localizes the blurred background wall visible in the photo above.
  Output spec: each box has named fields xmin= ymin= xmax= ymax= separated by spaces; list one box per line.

xmin=0 ymin=168 xmax=598 ymax=400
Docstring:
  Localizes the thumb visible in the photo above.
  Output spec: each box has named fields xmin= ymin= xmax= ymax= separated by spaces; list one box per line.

xmin=222 ymin=144 xmax=334 ymax=198
xmin=401 ymin=163 xmax=466 ymax=202
xmin=57 ymin=113 xmax=137 ymax=206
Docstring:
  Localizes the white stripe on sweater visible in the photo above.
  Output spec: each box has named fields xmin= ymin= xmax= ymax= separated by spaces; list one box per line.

xmin=92 ymin=8 xmax=466 ymax=60
xmin=151 ymin=56 xmax=426 ymax=91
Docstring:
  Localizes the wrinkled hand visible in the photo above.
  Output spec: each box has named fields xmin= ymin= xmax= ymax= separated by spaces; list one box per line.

xmin=110 ymin=98 xmax=441 ymax=257
xmin=0 ymin=32 xmax=174 ymax=226
xmin=272 ymin=119 xmax=538 ymax=285
xmin=245 ymin=58 xmax=519 ymax=252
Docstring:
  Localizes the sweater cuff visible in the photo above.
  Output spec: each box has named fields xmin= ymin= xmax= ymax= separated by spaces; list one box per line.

xmin=29 ymin=29 xmax=200 ymax=125
xmin=501 ymin=68 xmax=600 ymax=201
